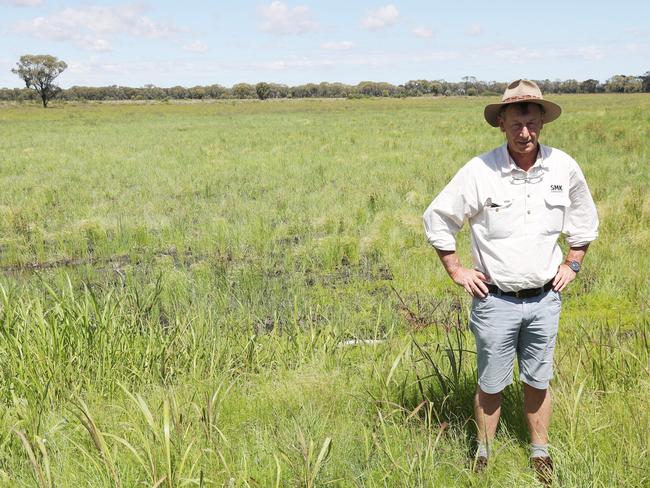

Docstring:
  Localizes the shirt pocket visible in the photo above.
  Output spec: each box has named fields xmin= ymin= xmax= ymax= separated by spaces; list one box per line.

xmin=543 ymin=194 xmax=570 ymax=234
xmin=484 ymin=198 xmax=516 ymax=239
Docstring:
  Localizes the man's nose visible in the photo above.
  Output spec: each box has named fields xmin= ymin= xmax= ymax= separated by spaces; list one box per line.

xmin=520 ymin=126 xmax=530 ymax=138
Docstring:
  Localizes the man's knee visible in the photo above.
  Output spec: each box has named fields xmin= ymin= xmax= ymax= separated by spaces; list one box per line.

xmin=477 ymin=385 xmax=503 ymax=397
xmin=523 ymin=382 xmax=551 ymax=410
xmin=476 ymin=386 xmax=503 ymax=414
xmin=523 ymin=381 xmax=550 ymax=397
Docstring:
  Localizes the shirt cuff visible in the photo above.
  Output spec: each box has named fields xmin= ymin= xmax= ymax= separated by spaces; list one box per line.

xmin=426 ymin=236 xmax=457 ymax=252
xmin=565 ymin=233 xmax=598 ymax=247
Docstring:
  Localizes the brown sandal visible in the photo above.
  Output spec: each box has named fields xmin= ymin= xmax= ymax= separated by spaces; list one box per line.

xmin=473 ymin=456 xmax=488 ymax=474
xmin=530 ymin=456 xmax=553 ymax=485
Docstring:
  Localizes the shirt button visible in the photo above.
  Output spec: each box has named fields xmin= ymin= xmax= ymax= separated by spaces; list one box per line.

xmin=527 ymin=194 xmax=531 ymax=198
xmin=527 ymin=210 xmax=531 ymax=214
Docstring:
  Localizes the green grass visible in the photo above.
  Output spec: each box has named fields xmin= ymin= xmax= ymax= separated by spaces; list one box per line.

xmin=0 ymin=95 xmax=648 ymax=487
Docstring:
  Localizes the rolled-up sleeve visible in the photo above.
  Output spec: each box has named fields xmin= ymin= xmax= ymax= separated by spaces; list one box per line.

xmin=423 ymin=163 xmax=479 ymax=251
xmin=563 ymin=163 xmax=599 ymax=247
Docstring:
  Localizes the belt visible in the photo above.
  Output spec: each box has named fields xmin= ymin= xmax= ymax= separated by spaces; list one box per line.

xmin=486 ymin=281 xmax=554 ymax=299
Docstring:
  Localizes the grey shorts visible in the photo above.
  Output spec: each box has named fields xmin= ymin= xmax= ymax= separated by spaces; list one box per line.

xmin=469 ymin=289 xmax=562 ymax=394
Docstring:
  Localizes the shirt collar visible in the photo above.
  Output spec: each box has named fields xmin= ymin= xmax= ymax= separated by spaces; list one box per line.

xmin=499 ymin=143 xmax=549 ymax=175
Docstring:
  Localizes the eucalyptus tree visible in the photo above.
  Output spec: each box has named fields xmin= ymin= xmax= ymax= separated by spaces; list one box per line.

xmin=12 ymin=54 xmax=67 ymax=107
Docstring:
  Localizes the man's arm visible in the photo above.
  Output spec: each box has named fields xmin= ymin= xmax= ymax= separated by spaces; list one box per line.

xmin=554 ymin=158 xmax=598 ymax=292
xmin=423 ymin=161 xmax=484 ymax=296
xmin=552 ymin=244 xmax=589 ymax=292
xmin=435 ymin=249 xmax=489 ymax=298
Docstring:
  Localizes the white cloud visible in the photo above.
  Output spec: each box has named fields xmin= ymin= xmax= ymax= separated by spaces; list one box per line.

xmin=361 ymin=4 xmax=399 ymax=30
xmin=67 ymin=58 xmax=202 ymax=77
xmin=257 ymin=60 xmax=288 ymax=70
xmin=255 ymin=57 xmax=331 ymax=71
xmin=87 ymin=38 xmax=112 ymax=52
xmin=482 ymin=43 xmax=606 ymax=62
xmin=465 ymin=24 xmax=482 ymax=36
xmin=553 ymin=45 xmax=605 ymax=61
xmin=183 ymin=40 xmax=208 ymax=53
xmin=0 ymin=0 xmax=44 ymax=6
xmin=624 ymin=27 xmax=650 ymax=37
xmin=491 ymin=46 xmax=542 ymax=61
xmin=258 ymin=1 xmax=318 ymax=35
xmin=320 ymin=41 xmax=355 ymax=50
xmin=12 ymin=4 xmax=181 ymax=51
xmin=411 ymin=51 xmax=458 ymax=62
xmin=625 ymin=42 xmax=639 ymax=52
xmin=253 ymin=49 xmax=460 ymax=73
xmin=412 ymin=26 xmax=433 ymax=39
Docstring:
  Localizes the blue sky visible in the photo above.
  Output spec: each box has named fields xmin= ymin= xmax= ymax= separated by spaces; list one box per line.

xmin=1 ymin=0 xmax=648 ymax=88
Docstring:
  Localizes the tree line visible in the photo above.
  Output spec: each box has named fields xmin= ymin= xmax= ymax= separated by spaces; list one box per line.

xmin=4 ymin=55 xmax=650 ymax=105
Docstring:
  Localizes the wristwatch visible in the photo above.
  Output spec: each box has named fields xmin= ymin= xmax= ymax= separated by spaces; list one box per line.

xmin=566 ymin=260 xmax=581 ymax=273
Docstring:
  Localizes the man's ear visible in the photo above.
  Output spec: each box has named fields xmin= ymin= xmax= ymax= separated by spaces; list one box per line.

xmin=498 ymin=118 xmax=506 ymax=133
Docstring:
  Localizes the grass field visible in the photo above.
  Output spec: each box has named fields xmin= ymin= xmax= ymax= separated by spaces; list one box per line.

xmin=0 ymin=94 xmax=648 ymax=487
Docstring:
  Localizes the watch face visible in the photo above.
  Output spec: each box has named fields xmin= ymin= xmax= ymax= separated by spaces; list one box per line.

xmin=569 ymin=261 xmax=580 ymax=272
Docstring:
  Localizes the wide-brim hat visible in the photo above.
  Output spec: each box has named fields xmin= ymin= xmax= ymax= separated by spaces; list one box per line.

xmin=484 ymin=79 xmax=562 ymax=127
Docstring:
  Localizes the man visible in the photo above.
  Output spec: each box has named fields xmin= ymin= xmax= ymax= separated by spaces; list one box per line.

xmin=422 ymin=79 xmax=599 ymax=484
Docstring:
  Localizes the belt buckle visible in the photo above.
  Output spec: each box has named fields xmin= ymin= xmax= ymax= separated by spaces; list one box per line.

xmin=517 ymin=287 xmax=543 ymax=299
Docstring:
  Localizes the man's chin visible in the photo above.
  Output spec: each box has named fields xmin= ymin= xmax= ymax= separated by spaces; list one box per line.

xmin=512 ymin=142 xmax=536 ymax=154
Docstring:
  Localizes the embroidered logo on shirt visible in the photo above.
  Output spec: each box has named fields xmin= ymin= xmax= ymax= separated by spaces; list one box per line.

xmin=550 ymin=184 xmax=563 ymax=192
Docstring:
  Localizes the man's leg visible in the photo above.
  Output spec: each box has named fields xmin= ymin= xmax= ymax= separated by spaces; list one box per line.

xmin=474 ymin=386 xmax=502 ymax=446
xmin=518 ymin=289 xmax=561 ymax=484
xmin=518 ymin=289 xmax=560 ymax=444
xmin=469 ymin=294 xmax=520 ymax=468
xmin=523 ymin=383 xmax=551 ymax=444
xmin=524 ymin=386 xmax=554 ymax=486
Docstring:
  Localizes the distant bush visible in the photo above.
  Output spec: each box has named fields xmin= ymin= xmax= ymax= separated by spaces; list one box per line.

xmin=3 ymin=73 xmax=648 ymax=103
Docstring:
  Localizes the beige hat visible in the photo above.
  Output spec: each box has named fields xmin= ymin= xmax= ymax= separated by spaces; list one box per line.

xmin=484 ymin=79 xmax=562 ymax=127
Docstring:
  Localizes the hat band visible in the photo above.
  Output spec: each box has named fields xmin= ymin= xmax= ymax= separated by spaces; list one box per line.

xmin=502 ymin=94 xmax=543 ymax=103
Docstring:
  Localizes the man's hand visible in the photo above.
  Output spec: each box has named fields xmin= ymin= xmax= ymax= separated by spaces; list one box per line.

xmin=434 ymin=249 xmax=490 ymax=298
xmin=451 ymin=267 xmax=489 ymax=298
xmin=553 ymin=264 xmax=576 ymax=292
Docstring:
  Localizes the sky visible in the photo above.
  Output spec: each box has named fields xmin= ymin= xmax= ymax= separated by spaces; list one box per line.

xmin=1 ymin=0 xmax=648 ymax=88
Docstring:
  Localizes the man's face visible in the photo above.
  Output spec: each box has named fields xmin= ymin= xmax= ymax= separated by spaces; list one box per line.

xmin=498 ymin=103 xmax=544 ymax=158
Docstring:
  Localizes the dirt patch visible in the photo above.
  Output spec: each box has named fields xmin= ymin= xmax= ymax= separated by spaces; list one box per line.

xmin=0 ymin=246 xmax=222 ymax=274
xmin=304 ymin=261 xmax=393 ymax=288
xmin=391 ymin=285 xmax=464 ymax=331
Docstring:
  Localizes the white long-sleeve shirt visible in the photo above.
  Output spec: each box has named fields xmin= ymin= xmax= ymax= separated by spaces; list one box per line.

xmin=423 ymin=143 xmax=599 ymax=292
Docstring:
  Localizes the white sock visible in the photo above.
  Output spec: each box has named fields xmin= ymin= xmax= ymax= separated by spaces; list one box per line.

xmin=476 ymin=441 xmax=491 ymax=458
xmin=530 ymin=443 xmax=549 ymax=458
